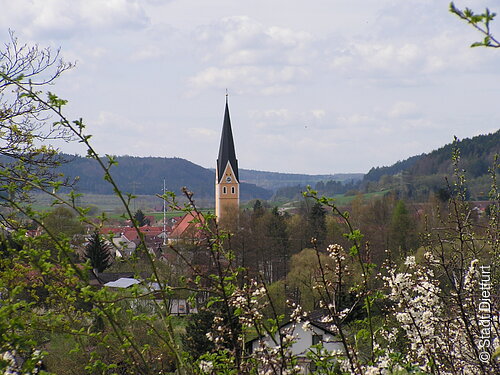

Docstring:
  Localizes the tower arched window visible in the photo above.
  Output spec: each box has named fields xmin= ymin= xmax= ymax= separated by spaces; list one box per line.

xmin=223 ymin=186 xmax=227 ymax=194
xmin=231 ymin=186 xmax=235 ymax=194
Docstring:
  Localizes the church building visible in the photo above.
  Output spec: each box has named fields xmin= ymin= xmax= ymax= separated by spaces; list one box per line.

xmin=215 ymin=97 xmax=239 ymax=222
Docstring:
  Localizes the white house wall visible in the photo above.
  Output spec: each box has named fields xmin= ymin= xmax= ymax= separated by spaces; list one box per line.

xmin=251 ymin=323 xmax=343 ymax=356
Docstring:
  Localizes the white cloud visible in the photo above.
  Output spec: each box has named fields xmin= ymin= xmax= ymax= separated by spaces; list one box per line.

xmin=185 ymin=127 xmax=217 ymax=138
xmin=3 ymin=0 xmax=498 ymax=175
xmin=132 ymin=44 xmax=166 ymax=61
xmin=336 ymin=114 xmax=374 ymax=126
xmin=187 ymin=16 xmax=315 ymax=95
xmin=1 ymin=0 xmax=149 ymax=39
xmin=250 ymin=109 xmax=291 ymax=128
xmin=94 ymin=111 xmax=142 ymax=132
xmin=330 ymin=41 xmax=424 ymax=77
xmin=260 ymin=85 xmax=296 ymax=96
xmin=328 ymin=31 xmax=492 ymax=86
xmin=195 ymin=16 xmax=313 ymax=65
xmin=311 ymin=110 xmax=325 ymax=119
xmin=248 ymin=108 xmax=328 ymax=134
xmin=188 ymin=65 xmax=310 ymax=95
xmin=388 ymin=101 xmax=420 ymax=119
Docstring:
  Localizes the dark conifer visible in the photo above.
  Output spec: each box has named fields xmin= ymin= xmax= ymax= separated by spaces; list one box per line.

xmin=84 ymin=231 xmax=112 ymax=273
xmin=133 ymin=209 xmax=150 ymax=226
xmin=307 ymin=202 xmax=326 ymax=245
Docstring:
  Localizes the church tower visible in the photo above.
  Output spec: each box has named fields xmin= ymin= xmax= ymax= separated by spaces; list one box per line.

xmin=215 ymin=96 xmax=239 ymax=223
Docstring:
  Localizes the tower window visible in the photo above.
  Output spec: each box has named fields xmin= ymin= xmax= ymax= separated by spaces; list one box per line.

xmin=223 ymin=186 xmax=227 ymax=194
xmin=231 ymin=186 xmax=235 ymax=194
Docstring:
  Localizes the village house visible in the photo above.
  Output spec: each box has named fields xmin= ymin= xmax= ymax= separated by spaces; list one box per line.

xmin=100 ymin=225 xmax=168 ymax=256
xmin=167 ymin=212 xmax=205 ymax=244
xmin=248 ymin=310 xmax=343 ymax=374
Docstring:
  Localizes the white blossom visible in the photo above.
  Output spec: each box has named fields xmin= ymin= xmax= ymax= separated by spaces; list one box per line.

xmin=199 ymin=360 xmax=213 ymax=373
xmin=302 ymin=321 xmax=311 ymax=332
xmin=404 ymin=255 xmax=416 ymax=267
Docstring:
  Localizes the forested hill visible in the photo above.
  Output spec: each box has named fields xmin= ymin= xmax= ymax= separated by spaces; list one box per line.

xmin=409 ymin=130 xmax=499 ymax=177
xmin=362 ymin=130 xmax=500 ymax=200
xmin=365 ymin=130 xmax=499 ymax=182
xmin=238 ymin=170 xmax=363 ymax=190
xmin=55 ymin=155 xmax=272 ymax=200
xmin=47 ymin=155 xmax=362 ymax=199
xmin=364 ymin=154 xmax=423 ymax=182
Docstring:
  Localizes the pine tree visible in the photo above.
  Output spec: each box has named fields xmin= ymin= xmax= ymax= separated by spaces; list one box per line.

xmin=133 ymin=209 xmax=150 ymax=226
xmin=252 ymin=199 xmax=264 ymax=217
xmin=307 ymin=201 xmax=327 ymax=245
xmin=84 ymin=231 xmax=112 ymax=273
xmin=268 ymin=207 xmax=289 ymax=280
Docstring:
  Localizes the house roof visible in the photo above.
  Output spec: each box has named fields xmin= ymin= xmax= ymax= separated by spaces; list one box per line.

xmin=305 ymin=309 xmax=336 ymax=335
xmin=246 ymin=309 xmax=337 ymax=345
xmin=88 ymin=271 xmax=151 ymax=287
xmin=216 ymin=98 xmax=238 ymax=183
xmin=104 ymin=277 xmax=140 ymax=288
xmin=89 ymin=271 xmax=134 ymax=284
xmin=169 ymin=212 xmax=205 ymax=238
xmin=101 ymin=226 xmax=166 ymax=242
xmin=274 ymin=310 xmax=336 ymax=336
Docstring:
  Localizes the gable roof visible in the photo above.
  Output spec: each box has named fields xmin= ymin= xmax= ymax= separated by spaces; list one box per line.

xmin=169 ymin=212 xmax=205 ymax=239
xmin=246 ymin=309 xmax=337 ymax=345
xmin=304 ymin=309 xmax=336 ymax=335
xmin=216 ymin=98 xmax=239 ymax=183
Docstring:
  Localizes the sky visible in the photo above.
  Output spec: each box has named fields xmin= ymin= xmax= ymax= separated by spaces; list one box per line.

xmin=1 ymin=0 xmax=499 ymax=174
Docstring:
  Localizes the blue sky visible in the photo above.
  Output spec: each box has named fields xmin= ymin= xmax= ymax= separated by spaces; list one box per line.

xmin=2 ymin=0 xmax=499 ymax=174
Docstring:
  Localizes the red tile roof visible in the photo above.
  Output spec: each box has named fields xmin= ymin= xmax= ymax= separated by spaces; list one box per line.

xmin=169 ymin=212 xmax=205 ymax=239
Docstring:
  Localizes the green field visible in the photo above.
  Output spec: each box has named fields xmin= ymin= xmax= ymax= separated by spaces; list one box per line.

xmin=276 ymin=190 xmax=391 ymax=212
xmin=31 ymin=193 xmax=214 ymax=214
xmin=30 ymin=190 xmax=390 ymax=218
xmin=330 ymin=190 xmax=390 ymax=205
xmin=29 ymin=193 xmax=216 ymax=227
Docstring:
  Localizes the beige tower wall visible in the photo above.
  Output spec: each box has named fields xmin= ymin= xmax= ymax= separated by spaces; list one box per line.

xmin=215 ymin=162 xmax=239 ymax=223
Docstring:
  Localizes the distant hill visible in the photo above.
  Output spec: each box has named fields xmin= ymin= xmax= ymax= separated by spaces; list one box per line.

xmin=55 ymin=155 xmax=272 ymax=201
xmin=410 ymin=131 xmax=499 ymax=177
xmin=239 ymin=170 xmax=363 ymax=191
xmin=363 ymin=130 xmax=500 ymax=200
xmin=0 ymin=152 xmax=363 ymax=202
xmin=7 ymin=129 xmax=495 ymax=205
xmin=364 ymin=155 xmax=423 ymax=182
xmin=48 ymin=155 xmax=362 ymax=201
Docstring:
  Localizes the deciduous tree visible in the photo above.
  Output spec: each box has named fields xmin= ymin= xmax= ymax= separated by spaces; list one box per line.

xmin=43 ymin=206 xmax=84 ymax=239
xmin=450 ymin=2 xmax=499 ymax=48
xmin=0 ymin=31 xmax=73 ymax=208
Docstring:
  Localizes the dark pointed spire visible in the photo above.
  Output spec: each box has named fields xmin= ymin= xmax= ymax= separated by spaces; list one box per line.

xmin=217 ymin=96 xmax=238 ymax=183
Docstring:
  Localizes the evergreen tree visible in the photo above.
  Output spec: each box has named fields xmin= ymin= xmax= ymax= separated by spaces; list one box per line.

xmin=268 ymin=207 xmax=289 ymax=280
xmin=183 ymin=308 xmax=242 ymax=360
xmin=307 ymin=202 xmax=326 ymax=245
xmin=133 ymin=209 xmax=150 ymax=226
xmin=183 ymin=309 xmax=216 ymax=359
xmin=252 ymin=199 xmax=265 ymax=218
xmin=84 ymin=231 xmax=112 ymax=273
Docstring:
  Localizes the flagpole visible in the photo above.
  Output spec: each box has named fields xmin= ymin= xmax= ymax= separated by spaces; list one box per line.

xmin=163 ymin=179 xmax=166 ymax=246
